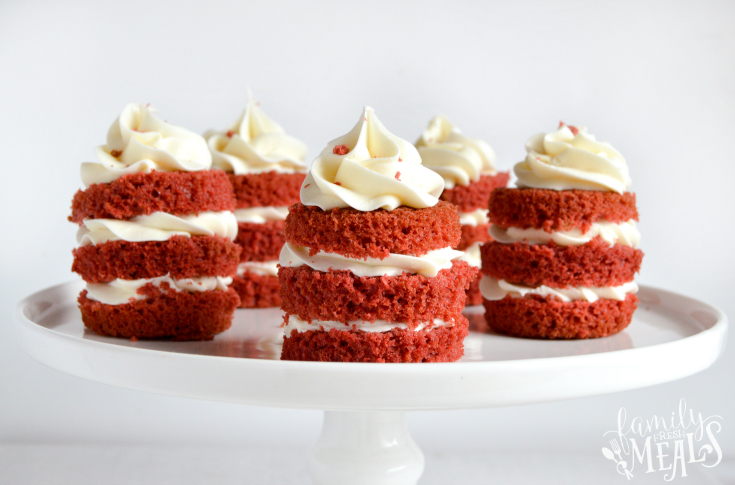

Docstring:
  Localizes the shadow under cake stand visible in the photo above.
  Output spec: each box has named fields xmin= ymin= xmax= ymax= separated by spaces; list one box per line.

xmin=15 ymin=281 xmax=728 ymax=485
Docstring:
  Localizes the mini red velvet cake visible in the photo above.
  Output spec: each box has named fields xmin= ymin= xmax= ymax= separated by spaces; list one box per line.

xmin=70 ymin=103 xmax=241 ymax=340
xmin=480 ymin=123 xmax=643 ymax=339
xmin=279 ymin=107 xmax=477 ymax=362
xmin=205 ymin=93 xmax=307 ymax=308
xmin=415 ymin=116 xmax=509 ymax=305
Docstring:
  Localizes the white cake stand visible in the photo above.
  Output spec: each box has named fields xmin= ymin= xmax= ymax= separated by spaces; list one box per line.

xmin=15 ymin=281 xmax=728 ymax=485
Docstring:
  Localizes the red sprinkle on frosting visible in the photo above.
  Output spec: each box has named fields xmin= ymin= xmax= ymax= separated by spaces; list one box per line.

xmin=333 ymin=144 xmax=349 ymax=155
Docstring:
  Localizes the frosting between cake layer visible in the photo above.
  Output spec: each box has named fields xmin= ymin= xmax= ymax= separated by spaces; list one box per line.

xmin=300 ymin=106 xmax=444 ymax=211
xmin=77 ymin=211 xmax=238 ymax=245
xmin=234 ymin=206 xmax=289 ymax=223
xmin=280 ymin=242 xmax=463 ymax=278
xmin=479 ymin=276 xmax=638 ymax=303
xmin=488 ymin=220 xmax=640 ymax=247
xmin=205 ymin=93 xmax=307 ymax=175
xmin=237 ymin=261 xmax=279 ymax=277
xmin=82 ymin=103 xmax=212 ymax=187
xmin=415 ymin=115 xmax=497 ymax=189
xmin=284 ymin=315 xmax=454 ymax=334
xmin=458 ymin=241 xmax=482 ymax=268
xmin=85 ymin=275 xmax=233 ymax=305
xmin=514 ymin=124 xmax=631 ymax=194
xmin=459 ymin=208 xmax=489 ymax=227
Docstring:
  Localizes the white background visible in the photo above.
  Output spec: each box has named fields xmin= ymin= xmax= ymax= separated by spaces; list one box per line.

xmin=1 ymin=0 xmax=733 ymax=482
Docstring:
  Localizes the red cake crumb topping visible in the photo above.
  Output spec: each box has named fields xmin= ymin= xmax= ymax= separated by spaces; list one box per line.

xmin=229 ymin=172 xmax=305 ymax=208
xmin=236 ymin=220 xmax=286 ymax=262
xmin=488 ymin=188 xmax=639 ymax=232
xmin=281 ymin=317 xmax=469 ymax=362
xmin=78 ymin=286 xmax=239 ymax=341
xmin=440 ymin=172 xmax=510 ymax=212
xmin=483 ymin=293 xmax=638 ymax=339
xmin=333 ymin=144 xmax=350 ymax=155
xmin=334 ymin=182 xmax=342 ymax=186
xmin=279 ymin=260 xmax=476 ymax=325
xmin=230 ymin=272 xmax=281 ymax=308
xmin=395 ymin=171 xmax=401 ymax=181
xmin=558 ymin=121 xmax=579 ymax=136
xmin=284 ymin=201 xmax=461 ymax=259
xmin=72 ymin=235 xmax=240 ymax=283
xmin=480 ymin=237 xmax=643 ymax=288
xmin=110 ymin=150 xmax=122 ymax=158
xmin=70 ymin=170 xmax=235 ymax=224
xmin=226 ymin=130 xmax=235 ymax=138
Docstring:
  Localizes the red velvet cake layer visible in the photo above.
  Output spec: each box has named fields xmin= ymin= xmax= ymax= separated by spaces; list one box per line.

xmin=440 ymin=172 xmax=510 ymax=213
xmin=70 ymin=170 xmax=235 ymax=224
xmin=230 ymin=271 xmax=282 ymax=308
xmin=229 ymin=172 xmax=305 ymax=208
xmin=284 ymin=202 xmax=461 ymax=260
xmin=281 ymin=315 xmax=469 ymax=362
xmin=78 ymin=285 xmax=239 ymax=340
xmin=72 ymin=235 xmax=240 ymax=283
xmin=483 ymin=293 xmax=638 ymax=339
xmin=458 ymin=223 xmax=491 ymax=250
xmin=279 ymin=261 xmax=477 ymax=326
xmin=236 ymin=221 xmax=286 ymax=262
xmin=465 ymin=273 xmax=483 ymax=306
xmin=480 ymin=237 xmax=642 ymax=288
xmin=488 ymin=188 xmax=638 ymax=232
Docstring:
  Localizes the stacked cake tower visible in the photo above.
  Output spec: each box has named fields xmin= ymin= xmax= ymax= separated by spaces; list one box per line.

xmin=206 ymin=94 xmax=308 ymax=308
xmin=278 ymin=107 xmax=478 ymax=362
xmin=71 ymin=103 xmax=241 ymax=340
xmin=480 ymin=123 xmax=643 ymax=338
xmin=415 ymin=116 xmax=509 ymax=305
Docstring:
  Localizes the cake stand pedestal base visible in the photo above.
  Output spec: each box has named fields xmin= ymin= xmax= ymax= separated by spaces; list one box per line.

xmin=308 ymin=411 xmax=424 ymax=485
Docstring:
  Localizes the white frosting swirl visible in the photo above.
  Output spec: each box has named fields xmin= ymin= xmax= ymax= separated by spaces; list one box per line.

xmin=415 ymin=115 xmax=497 ymax=189
xmin=280 ymin=242 xmax=462 ymax=278
xmin=205 ymin=93 xmax=307 ymax=175
xmin=489 ymin=220 xmax=640 ymax=247
xmin=479 ymin=276 xmax=638 ymax=303
xmin=459 ymin=209 xmax=488 ymax=227
xmin=515 ymin=124 xmax=631 ymax=194
xmin=81 ymin=103 xmax=212 ymax=187
xmin=284 ymin=315 xmax=454 ymax=334
xmin=76 ymin=211 xmax=238 ymax=246
xmin=85 ymin=275 xmax=233 ymax=305
xmin=458 ymin=241 xmax=482 ymax=268
xmin=300 ymin=107 xmax=444 ymax=211
xmin=233 ymin=206 xmax=289 ymax=223
xmin=237 ymin=261 xmax=279 ymax=277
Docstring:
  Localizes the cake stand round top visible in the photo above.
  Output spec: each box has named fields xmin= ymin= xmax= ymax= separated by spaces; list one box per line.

xmin=15 ymin=281 xmax=727 ymax=411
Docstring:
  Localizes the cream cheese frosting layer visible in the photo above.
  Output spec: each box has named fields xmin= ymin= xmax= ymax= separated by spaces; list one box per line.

xmin=82 ymin=103 xmax=212 ymax=187
xmin=77 ymin=211 xmax=238 ymax=246
xmin=284 ymin=315 xmax=454 ymax=334
xmin=514 ymin=124 xmax=631 ymax=194
xmin=234 ymin=206 xmax=289 ymax=223
xmin=459 ymin=208 xmax=489 ymax=227
xmin=280 ymin=242 xmax=462 ymax=278
xmin=479 ymin=276 xmax=638 ymax=303
xmin=458 ymin=241 xmax=482 ymax=268
xmin=415 ymin=115 xmax=497 ymax=189
xmin=237 ymin=261 xmax=279 ymax=277
xmin=489 ymin=220 xmax=640 ymax=247
xmin=205 ymin=92 xmax=307 ymax=175
xmin=300 ymin=106 xmax=444 ymax=211
xmin=85 ymin=275 xmax=233 ymax=305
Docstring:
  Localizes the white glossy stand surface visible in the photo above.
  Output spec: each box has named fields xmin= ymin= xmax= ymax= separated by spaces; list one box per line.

xmin=15 ymin=282 xmax=728 ymax=485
